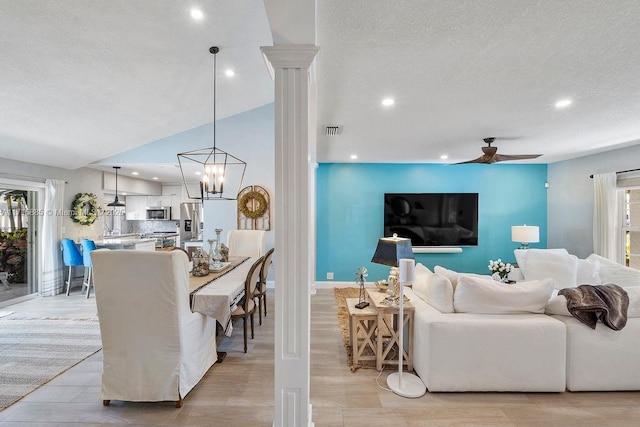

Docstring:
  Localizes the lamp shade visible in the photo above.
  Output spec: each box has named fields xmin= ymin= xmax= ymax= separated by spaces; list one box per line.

xmin=371 ymin=235 xmax=414 ymax=267
xmin=511 ymin=225 xmax=540 ymax=243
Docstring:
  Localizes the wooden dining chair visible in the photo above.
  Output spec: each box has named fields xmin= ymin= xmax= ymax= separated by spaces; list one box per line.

xmin=231 ymin=256 xmax=264 ymax=353
xmin=253 ymin=248 xmax=274 ymax=325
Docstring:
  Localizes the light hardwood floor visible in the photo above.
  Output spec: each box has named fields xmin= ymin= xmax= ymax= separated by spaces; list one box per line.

xmin=1 ymin=287 xmax=640 ymax=426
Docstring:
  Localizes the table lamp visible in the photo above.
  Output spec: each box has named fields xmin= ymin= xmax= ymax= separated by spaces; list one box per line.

xmin=371 ymin=233 xmax=414 ymax=297
xmin=511 ymin=225 xmax=539 ymax=249
xmin=386 ymin=258 xmax=427 ymax=398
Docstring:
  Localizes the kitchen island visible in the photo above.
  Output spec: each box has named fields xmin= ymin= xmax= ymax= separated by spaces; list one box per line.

xmin=95 ymin=235 xmax=156 ymax=251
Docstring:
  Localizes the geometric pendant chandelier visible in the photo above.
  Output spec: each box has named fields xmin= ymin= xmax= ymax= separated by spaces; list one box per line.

xmin=178 ymin=46 xmax=246 ymax=200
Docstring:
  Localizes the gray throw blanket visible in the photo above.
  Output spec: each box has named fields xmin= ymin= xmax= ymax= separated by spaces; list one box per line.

xmin=559 ymin=284 xmax=629 ymax=330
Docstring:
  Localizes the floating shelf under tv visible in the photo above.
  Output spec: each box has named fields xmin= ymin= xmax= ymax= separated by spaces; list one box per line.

xmin=412 ymin=247 xmax=463 ymax=254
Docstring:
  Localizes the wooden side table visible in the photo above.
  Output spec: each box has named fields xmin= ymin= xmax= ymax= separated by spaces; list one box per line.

xmin=346 ymin=298 xmax=378 ymax=371
xmin=366 ymin=288 xmax=415 ymax=372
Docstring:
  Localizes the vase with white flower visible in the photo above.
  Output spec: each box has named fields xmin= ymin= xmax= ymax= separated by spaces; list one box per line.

xmin=488 ymin=259 xmax=512 ymax=282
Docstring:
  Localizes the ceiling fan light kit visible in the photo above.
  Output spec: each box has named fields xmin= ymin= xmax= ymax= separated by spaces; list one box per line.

xmin=454 ymin=137 xmax=542 ymax=165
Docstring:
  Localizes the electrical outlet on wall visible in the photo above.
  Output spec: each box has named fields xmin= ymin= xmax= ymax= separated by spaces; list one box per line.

xmin=326 ymin=272 xmax=334 ymax=280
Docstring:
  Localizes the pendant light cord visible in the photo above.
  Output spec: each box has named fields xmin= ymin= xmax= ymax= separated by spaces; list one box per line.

xmin=210 ymin=46 xmax=219 ymax=159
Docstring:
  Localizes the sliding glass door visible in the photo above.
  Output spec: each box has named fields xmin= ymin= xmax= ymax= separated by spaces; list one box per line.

xmin=0 ymin=186 xmax=41 ymax=305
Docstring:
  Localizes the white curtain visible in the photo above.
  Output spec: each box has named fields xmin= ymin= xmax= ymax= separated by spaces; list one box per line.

xmin=593 ymin=172 xmax=623 ymax=263
xmin=40 ymin=179 xmax=65 ymax=296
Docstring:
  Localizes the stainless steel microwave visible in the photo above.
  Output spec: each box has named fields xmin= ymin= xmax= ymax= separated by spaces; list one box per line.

xmin=146 ymin=206 xmax=171 ymax=220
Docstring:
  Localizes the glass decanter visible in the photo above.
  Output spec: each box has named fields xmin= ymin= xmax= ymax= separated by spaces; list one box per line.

xmin=211 ymin=228 xmax=223 ymax=269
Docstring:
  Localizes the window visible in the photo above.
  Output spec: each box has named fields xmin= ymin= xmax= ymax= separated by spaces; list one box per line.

xmin=623 ymin=188 xmax=640 ymax=268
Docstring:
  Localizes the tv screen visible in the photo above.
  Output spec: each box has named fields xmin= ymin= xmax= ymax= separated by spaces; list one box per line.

xmin=384 ymin=193 xmax=479 ymax=246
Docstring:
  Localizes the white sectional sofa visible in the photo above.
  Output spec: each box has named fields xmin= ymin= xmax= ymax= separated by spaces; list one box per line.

xmin=543 ymin=253 xmax=640 ymax=391
xmin=407 ymin=286 xmax=566 ymax=392
xmin=408 ymin=250 xmax=640 ymax=392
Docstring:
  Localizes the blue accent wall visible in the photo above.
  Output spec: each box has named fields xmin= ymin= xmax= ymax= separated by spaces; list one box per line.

xmin=316 ymin=163 xmax=548 ymax=281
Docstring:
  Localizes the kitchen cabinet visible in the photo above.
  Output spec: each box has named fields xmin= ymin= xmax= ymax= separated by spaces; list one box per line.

xmin=161 ymin=185 xmax=184 ymax=220
xmin=125 ymin=196 xmax=147 ymax=220
xmin=147 ymin=195 xmax=172 ymax=208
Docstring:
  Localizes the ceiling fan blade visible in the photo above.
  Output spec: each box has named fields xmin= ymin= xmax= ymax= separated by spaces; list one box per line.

xmin=494 ymin=154 xmax=542 ymax=162
xmin=452 ymin=154 xmax=494 ymax=165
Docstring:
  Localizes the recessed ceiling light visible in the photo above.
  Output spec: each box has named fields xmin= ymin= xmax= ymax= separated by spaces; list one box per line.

xmin=190 ymin=9 xmax=204 ymax=20
xmin=122 ymin=192 xmax=127 ymax=196
xmin=382 ymin=98 xmax=395 ymax=107
xmin=350 ymin=154 xmax=358 ymax=160
xmin=440 ymin=155 xmax=448 ymax=160
xmin=195 ymin=171 xmax=201 ymax=175
xmin=152 ymin=177 xmax=159 ymax=180
xmin=131 ymin=171 xmax=139 ymax=175
xmin=225 ymin=69 xmax=235 ymax=77
xmin=555 ymin=98 xmax=573 ymax=109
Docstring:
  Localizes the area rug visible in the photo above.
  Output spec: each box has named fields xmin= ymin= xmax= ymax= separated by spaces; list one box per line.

xmin=334 ymin=287 xmax=389 ymax=372
xmin=0 ymin=318 xmax=102 ymax=411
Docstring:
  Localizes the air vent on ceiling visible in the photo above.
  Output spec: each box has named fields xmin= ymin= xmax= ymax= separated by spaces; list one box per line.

xmin=325 ymin=126 xmax=342 ymax=136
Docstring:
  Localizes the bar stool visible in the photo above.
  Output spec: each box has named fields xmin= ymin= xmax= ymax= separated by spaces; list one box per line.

xmin=61 ymin=238 xmax=83 ymax=296
xmin=81 ymin=239 xmax=97 ymax=298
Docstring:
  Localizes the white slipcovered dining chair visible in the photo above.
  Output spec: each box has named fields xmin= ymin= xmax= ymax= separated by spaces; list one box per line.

xmin=226 ymin=230 xmax=266 ymax=258
xmin=92 ymin=249 xmax=217 ymax=408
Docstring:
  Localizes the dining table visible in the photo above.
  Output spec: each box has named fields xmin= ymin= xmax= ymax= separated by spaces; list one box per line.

xmin=189 ymin=256 xmax=254 ymax=337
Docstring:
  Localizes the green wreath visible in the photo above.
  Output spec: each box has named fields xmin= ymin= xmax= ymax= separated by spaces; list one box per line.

xmin=238 ymin=191 xmax=268 ymax=219
xmin=71 ymin=193 xmax=101 ymax=226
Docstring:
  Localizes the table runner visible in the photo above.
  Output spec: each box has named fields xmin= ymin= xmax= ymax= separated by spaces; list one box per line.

xmin=189 ymin=256 xmax=249 ymax=295
xmin=189 ymin=256 xmax=252 ymax=337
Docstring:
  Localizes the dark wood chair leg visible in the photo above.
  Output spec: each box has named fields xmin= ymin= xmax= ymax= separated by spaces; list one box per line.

xmin=103 ymin=400 xmax=110 ymax=406
xmin=250 ymin=312 xmax=254 ymax=339
xmin=243 ymin=317 xmax=248 ymax=353
xmin=176 ymin=396 xmax=183 ymax=408
xmin=258 ymin=296 xmax=263 ymax=325
xmin=264 ymin=291 xmax=267 ymax=317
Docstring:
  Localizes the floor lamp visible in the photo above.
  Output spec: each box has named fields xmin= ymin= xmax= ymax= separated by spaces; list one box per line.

xmin=386 ymin=258 xmax=427 ymax=398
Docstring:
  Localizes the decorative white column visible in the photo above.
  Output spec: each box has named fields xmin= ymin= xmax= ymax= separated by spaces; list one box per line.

xmin=261 ymin=45 xmax=319 ymax=427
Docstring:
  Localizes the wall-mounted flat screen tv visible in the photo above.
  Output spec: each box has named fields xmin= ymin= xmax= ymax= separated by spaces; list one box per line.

xmin=384 ymin=193 xmax=479 ymax=246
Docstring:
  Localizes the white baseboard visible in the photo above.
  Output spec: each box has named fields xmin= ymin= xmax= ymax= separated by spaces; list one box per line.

xmin=314 ymin=281 xmax=352 ymax=289
xmin=266 ymin=281 xmax=354 ymax=290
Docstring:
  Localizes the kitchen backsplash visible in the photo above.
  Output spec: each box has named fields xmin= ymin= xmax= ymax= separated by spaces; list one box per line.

xmin=122 ymin=220 xmax=179 ymax=235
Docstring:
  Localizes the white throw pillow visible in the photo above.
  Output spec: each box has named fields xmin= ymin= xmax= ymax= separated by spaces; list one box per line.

xmin=514 ymin=248 xmax=569 ymax=279
xmin=587 ymin=253 xmax=640 ymax=288
xmin=454 ymin=275 xmax=555 ymax=314
xmin=523 ymin=250 xmax=578 ymax=290
xmin=433 ymin=265 xmax=489 ymax=291
xmin=434 ymin=265 xmax=458 ymax=288
xmin=412 ymin=272 xmax=454 ymax=313
xmin=414 ymin=263 xmax=433 ymax=279
xmin=576 ymin=258 xmax=602 ymax=286
xmin=545 ymin=294 xmax=571 ymax=316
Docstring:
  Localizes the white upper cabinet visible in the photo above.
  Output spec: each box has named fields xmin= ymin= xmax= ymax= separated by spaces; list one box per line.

xmin=125 ymin=196 xmax=147 ymax=220
xmin=161 ymin=185 xmax=183 ymax=220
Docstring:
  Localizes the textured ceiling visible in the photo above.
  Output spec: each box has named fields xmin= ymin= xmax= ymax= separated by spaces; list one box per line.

xmin=0 ymin=0 xmax=273 ymax=169
xmin=316 ymin=0 xmax=640 ymax=164
xmin=2 ymin=1 xmax=640 ymax=171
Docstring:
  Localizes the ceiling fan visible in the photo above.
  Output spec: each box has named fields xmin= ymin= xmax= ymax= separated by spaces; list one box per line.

xmin=454 ymin=137 xmax=542 ymax=164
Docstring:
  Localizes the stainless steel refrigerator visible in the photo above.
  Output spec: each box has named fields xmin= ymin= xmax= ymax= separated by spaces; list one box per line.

xmin=179 ymin=202 xmax=203 ymax=245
